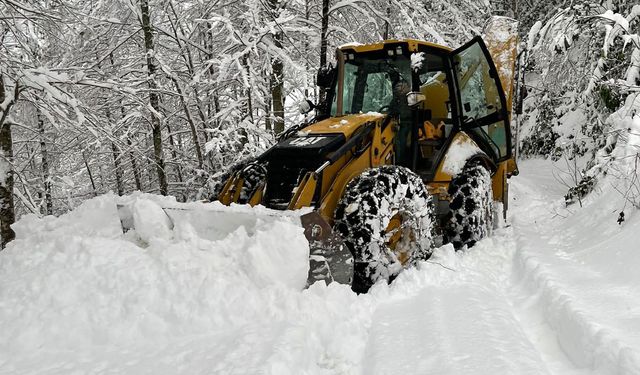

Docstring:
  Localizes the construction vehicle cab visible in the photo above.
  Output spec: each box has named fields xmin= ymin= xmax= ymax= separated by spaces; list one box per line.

xmin=316 ymin=36 xmax=517 ymax=213
xmin=218 ymin=17 xmax=520 ymax=293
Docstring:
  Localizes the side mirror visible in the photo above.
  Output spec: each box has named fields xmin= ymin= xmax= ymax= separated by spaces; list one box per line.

xmin=299 ymin=99 xmax=316 ymax=114
xmin=316 ymin=64 xmax=336 ymax=88
xmin=406 ymin=92 xmax=426 ymax=107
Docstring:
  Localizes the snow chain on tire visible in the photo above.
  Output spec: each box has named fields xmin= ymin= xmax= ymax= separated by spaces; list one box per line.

xmin=236 ymin=163 xmax=267 ymax=204
xmin=210 ymin=159 xmax=267 ymax=204
xmin=334 ymin=165 xmax=436 ymax=293
xmin=444 ymin=162 xmax=493 ymax=250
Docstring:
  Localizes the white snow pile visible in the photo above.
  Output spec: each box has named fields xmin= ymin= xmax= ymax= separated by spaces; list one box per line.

xmin=0 ymin=194 xmax=317 ymax=372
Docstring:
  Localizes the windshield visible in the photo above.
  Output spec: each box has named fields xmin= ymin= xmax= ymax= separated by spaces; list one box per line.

xmin=330 ymin=54 xmax=412 ymax=116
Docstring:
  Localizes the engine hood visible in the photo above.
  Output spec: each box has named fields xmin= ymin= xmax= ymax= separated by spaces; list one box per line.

xmin=301 ymin=112 xmax=385 ymax=138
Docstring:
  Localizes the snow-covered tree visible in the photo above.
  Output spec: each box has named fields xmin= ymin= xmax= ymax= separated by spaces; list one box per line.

xmin=520 ymin=2 xmax=640 ymax=206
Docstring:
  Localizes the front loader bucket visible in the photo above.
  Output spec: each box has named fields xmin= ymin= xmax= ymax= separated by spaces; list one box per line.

xmin=116 ymin=200 xmax=353 ymax=287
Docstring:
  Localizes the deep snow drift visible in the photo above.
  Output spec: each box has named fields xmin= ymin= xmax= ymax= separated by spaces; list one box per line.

xmin=1 ymin=159 xmax=639 ymax=375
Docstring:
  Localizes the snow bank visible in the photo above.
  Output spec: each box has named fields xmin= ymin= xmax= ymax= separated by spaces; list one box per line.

xmin=0 ymin=194 xmax=377 ymax=374
xmin=12 ymin=194 xmax=123 ymax=239
xmin=0 ymin=195 xmax=310 ymax=359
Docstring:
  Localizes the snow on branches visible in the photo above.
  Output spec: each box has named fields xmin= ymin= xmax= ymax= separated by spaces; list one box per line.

xmin=522 ymin=2 xmax=640 ymax=210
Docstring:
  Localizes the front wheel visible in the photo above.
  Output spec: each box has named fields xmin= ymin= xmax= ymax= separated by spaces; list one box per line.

xmin=443 ymin=162 xmax=494 ymax=250
xmin=334 ymin=165 xmax=436 ymax=293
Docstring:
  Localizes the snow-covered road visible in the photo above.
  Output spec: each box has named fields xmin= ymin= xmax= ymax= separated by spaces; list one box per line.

xmin=1 ymin=159 xmax=639 ymax=374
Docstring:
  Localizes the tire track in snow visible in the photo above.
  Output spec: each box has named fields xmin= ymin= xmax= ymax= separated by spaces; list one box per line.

xmin=510 ymin=235 xmax=640 ymax=375
xmin=361 ymin=230 xmax=554 ymax=375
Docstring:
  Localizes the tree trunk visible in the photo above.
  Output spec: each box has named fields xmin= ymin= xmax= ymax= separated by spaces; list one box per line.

xmin=383 ymin=5 xmax=391 ymax=39
xmin=271 ymin=60 xmax=285 ymax=134
xmin=106 ymin=108 xmax=125 ymax=195
xmin=304 ymin=0 xmax=310 ymax=99
xmin=82 ymin=151 xmax=97 ymax=196
xmin=269 ymin=0 xmax=285 ymax=134
xmin=265 ymin=102 xmax=272 ymax=131
xmin=205 ymin=22 xmax=220 ymax=132
xmin=127 ymin=136 xmax=142 ymax=191
xmin=213 ymin=93 xmax=220 ymax=126
xmin=171 ymin=77 xmax=204 ymax=168
xmin=241 ymin=55 xmax=254 ymax=124
xmin=0 ymin=75 xmax=16 ymax=249
xmin=139 ymin=0 xmax=168 ymax=195
xmin=37 ymin=108 xmax=53 ymax=215
xmin=111 ymin=142 xmax=124 ymax=195
xmin=319 ymin=0 xmax=331 ymax=102
xmin=166 ymin=124 xmax=183 ymax=184
xmin=145 ymin=136 xmax=154 ymax=188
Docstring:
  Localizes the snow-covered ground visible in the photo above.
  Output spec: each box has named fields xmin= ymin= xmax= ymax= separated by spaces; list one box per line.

xmin=1 ymin=159 xmax=639 ymax=375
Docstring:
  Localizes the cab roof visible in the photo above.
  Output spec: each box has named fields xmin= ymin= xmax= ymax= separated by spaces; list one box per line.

xmin=338 ymin=39 xmax=452 ymax=54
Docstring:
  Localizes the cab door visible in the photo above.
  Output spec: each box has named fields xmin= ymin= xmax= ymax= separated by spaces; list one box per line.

xmin=449 ymin=37 xmax=512 ymax=162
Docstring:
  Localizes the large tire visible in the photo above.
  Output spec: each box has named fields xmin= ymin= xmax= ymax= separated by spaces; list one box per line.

xmin=334 ymin=165 xmax=435 ymax=293
xmin=236 ymin=162 xmax=267 ymax=204
xmin=443 ymin=162 xmax=493 ymax=250
xmin=210 ymin=159 xmax=266 ymax=204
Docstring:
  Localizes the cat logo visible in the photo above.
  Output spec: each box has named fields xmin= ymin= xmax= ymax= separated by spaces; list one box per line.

xmin=289 ymin=136 xmax=326 ymax=147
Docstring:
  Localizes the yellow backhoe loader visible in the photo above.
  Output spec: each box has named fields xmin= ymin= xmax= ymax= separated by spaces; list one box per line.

xmin=215 ymin=17 xmax=520 ymax=292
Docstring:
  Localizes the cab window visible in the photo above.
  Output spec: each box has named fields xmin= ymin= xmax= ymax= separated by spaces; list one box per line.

xmin=453 ymin=41 xmax=509 ymax=159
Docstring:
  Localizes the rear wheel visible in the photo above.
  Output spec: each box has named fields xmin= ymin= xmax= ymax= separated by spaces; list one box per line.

xmin=334 ymin=165 xmax=435 ymax=293
xmin=443 ymin=162 xmax=493 ymax=249
xmin=211 ymin=160 xmax=266 ymax=204
xmin=236 ymin=162 xmax=267 ymax=204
